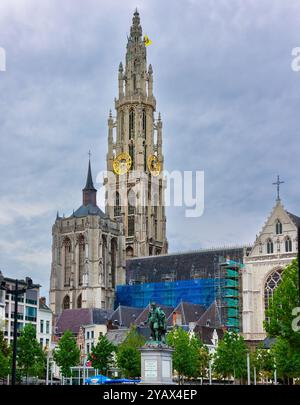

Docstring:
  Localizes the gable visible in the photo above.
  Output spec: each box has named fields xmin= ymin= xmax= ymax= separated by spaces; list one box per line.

xmin=249 ymin=201 xmax=298 ymax=257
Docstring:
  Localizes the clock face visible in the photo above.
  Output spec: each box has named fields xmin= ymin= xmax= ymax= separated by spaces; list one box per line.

xmin=147 ymin=154 xmax=161 ymax=176
xmin=113 ymin=152 xmax=132 ymax=175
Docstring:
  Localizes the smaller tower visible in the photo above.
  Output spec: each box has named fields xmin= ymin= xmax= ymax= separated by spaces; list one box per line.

xmin=50 ymin=158 xmax=125 ymax=316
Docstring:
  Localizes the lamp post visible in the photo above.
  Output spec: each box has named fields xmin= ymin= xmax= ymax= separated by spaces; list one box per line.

xmin=0 ymin=273 xmax=38 ymax=385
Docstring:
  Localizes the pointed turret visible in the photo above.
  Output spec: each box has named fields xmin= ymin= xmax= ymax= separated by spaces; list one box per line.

xmin=82 ymin=157 xmax=97 ymax=206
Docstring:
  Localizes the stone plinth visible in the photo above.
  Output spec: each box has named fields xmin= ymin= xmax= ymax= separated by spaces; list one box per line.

xmin=140 ymin=343 xmax=175 ymax=385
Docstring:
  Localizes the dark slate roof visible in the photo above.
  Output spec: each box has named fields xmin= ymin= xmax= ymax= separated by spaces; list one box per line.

xmin=167 ymin=302 xmax=206 ymax=326
xmin=39 ymin=299 xmax=52 ymax=312
xmin=55 ymin=308 xmax=113 ymax=335
xmin=83 ymin=159 xmax=97 ymax=191
xmin=73 ymin=203 xmax=106 ymax=218
xmin=263 ymin=337 xmax=276 ymax=349
xmin=110 ymin=306 xmax=143 ymax=328
xmin=91 ymin=308 xmax=114 ymax=325
xmin=56 ymin=309 xmax=92 ymax=335
xmin=134 ymin=303 xmax=174 ymax=326
xmin=287 ymin=212 xmax=300 ymax=228
xmin=193 ymin=325 xmax=224 ymax=345
xmin=196 ymin=300 xmax=222 ymax=328
xmin=106 ymin=328 xmax=130 ymax=345
xmin=126 ymin=247 xmax=245 ymax=284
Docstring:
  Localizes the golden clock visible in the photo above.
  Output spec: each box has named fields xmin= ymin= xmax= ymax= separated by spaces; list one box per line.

xmin=147 ymin=154 xmax=161 ymax=176
xmin=113 ymin=152 xmax=132 ymax=175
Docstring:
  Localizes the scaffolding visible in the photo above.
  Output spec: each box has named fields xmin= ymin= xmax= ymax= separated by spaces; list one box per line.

xmin=116 ymin=278 xmax=219 ymax=309
xmin=217 ymin=259 xmax=243 ymax=332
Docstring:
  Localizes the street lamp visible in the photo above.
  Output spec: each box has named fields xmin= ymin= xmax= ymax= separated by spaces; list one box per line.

xmin=0 ymin=272 xmax=38 ymax=385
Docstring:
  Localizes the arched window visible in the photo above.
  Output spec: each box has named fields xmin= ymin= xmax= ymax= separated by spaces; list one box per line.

xmin=276 ymin=220 xmax=283 ymax=235
xmin=285 ymin=236 xmax=292 ymax=252
xmin=64 ymin=238 xmax=71 ymax=286
xmin=129 ymin=144 xmax=134 ymax=169
xmin=102 ymin=235 xmax=107 ymax=286
xmin=126 ymin=246 xmax=134 ymax=258
xmin=77 ymin=294 xmax=82 ymax=309
xmin=264 ymin=269 xmax=282 ymax=317
xmin=63 ymin=295 xmax=70 ymax=310
xmin=114 ymin=191 xmax=121 ymax=217
xmin=266 ymin=239 xmax=274 ymax=254
xmin=128 ymin=190 xmax=136 ymax=237
xmin=111 ymin=238 xmax=117 ymax=289
xmin=78 ymin=235 xmax=85 ymax=286
xmin=142 ymin=109 xmax=146 ymax=138
xmin=129 ymin=109 xmax=135 ymax=139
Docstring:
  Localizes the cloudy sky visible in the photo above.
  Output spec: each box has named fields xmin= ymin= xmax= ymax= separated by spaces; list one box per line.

xmin=0 ymin=0 xmax=300 ymax=297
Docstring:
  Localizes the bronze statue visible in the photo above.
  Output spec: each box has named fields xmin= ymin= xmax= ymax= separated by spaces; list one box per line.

xmin=146 ymin=302 xmax=167 ymax=344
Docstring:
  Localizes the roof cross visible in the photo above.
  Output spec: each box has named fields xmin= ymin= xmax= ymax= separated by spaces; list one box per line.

xmin=272 ymin=175 xmax=284 ymax=201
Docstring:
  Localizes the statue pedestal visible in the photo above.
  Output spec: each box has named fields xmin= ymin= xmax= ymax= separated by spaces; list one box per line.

xmin=140 ymin=343 xmax=175 ymax=385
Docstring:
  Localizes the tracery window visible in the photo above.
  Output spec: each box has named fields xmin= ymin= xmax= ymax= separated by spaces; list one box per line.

xmin=64 ymin=238 xmax=71 ymax=286
xmin=63 ymin=295 xmax=70 ymax=310
xmin=78 ymin=235 xmax=85 ymax=286
xmin=276 ymin=220 xmax=283 ymax=235
xmin=264 ymin=269 xmax=282 ymax=317
xmin=114 ymin=191 xmax=121 ymax=217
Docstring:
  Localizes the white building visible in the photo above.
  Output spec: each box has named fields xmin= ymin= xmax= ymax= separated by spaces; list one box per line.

xmin=242 ymin=198 xmax=299 ymax=342
xmin=37 ymin=297 xmax=53 ymax=349
xmin=2 ymin=276 xmax=40 ymax=344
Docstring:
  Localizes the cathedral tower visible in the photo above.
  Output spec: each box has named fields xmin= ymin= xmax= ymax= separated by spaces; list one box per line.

xmin=105 ymin=10 xmax=168 ymax=258
xmin=50 ymin=159 xmax=125 ymax=316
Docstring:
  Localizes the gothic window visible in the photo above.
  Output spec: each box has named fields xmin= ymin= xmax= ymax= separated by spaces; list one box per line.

xmin=144 ymin=144 xmax=147 ymax=172
xmin=276 ymin=220 xmax=283 ymax=235
xmin=78 ymin=235 xmax=85 ymax=286
xmin=63 ymin=295 xmax=70 ymax=310
xmin=264 ymin=269 xmax=282 ymax=318
xmin=111 ymin=238 xmax=117 ymax=289
xmin=133 ymin=74 xmax=136 ymax=91
xmin=120 ymin=111 xmax=124 ymax=139
xmin=64 ymin=238 xmax=71 ymax=286
xmin=266 ymin=239 xmax=274 ymax=254
xmin=285 ymin=236 xmax=292 ymax=252
xmin=126 ymin=246 xmax=134 ymax=257
xmin=129 ymin=144 xmax=134 ymax=169
xmin=102 ymin=236 xmax=107 ymax=285
xmin=142 ymin=109 xmax=146 ymax=138
xmin=127 ymin=189 xmax=136 ymax=237
xmin=114 ymin=192 xmax=121 ymax=217
xmin=129 ymin=109 xmax=135 ymax=139
xmin=77 ymin=294 xmax=82 ymax=309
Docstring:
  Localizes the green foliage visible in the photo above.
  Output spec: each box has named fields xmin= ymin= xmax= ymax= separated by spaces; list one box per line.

xmin=265 ymin=259 xmax=300 ymax=346
xmin=251 ymin=344 xmax=274 ymax=381
xmin=17 ymin=323 xmax=46 ymax=381
xmin=116 ymin=326 xmax=145 ymax=378
xmin=213 ymin=331 xmax=248 ymax=381
xmin=166 ymin=327 xmax=201 ymax=382
xmin=264 ymin=259 xmax=300 ymax=381
xmin=53 ymin=330 xmax=80 ymax=378
xmin=0 ymin=331 xmax=11 ymax=379
xmin=88 ymin=334 xmax=115 ymax=375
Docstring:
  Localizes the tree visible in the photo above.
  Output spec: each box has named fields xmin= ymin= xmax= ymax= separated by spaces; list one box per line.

xmin=213 ymin=331 xmax=248 ymax=383
xmin=251 ymin=344 xmax=274 ymax=383
xmin=264 ymin=259 xmax=300 ymax=382
xmin=88 ymin=334 xmax=115 ymax=375
xmin=17 ymin=323 xmax=46 ymax=383
xmin=0 ymin=331 xmax=10 ymax=380
xmin=166 ymin=327 xmax=200 ymax=383
xmin=53 ymin=330 xmax=80 ymax=378
xmin=116 ymin=326 xmax=145 ymax=378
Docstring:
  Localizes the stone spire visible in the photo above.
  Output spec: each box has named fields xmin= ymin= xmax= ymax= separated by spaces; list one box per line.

xmin=83 ymin=157 xmax=97 ymax=206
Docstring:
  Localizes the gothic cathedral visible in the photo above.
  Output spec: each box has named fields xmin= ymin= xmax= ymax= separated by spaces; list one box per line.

xmin=50 ymin=10 xmax=168 ymax=315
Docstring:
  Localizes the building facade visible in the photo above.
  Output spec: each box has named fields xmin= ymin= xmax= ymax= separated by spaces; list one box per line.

xmin=242 ymin=199 xmax=299 ymax=342
xmin=37 ymin=297 xmax=53 ymax=349
xmin=104 ymin=10 xmax=168 ymax=258
xmin=1 ymin=276 xmax=40 ymax=344
xmin=49 ymin=160 xmax=125 ymax=316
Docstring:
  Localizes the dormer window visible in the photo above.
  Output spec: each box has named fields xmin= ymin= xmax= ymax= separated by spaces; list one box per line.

xmin=275 ymin=220 xmax=282 ymax=235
